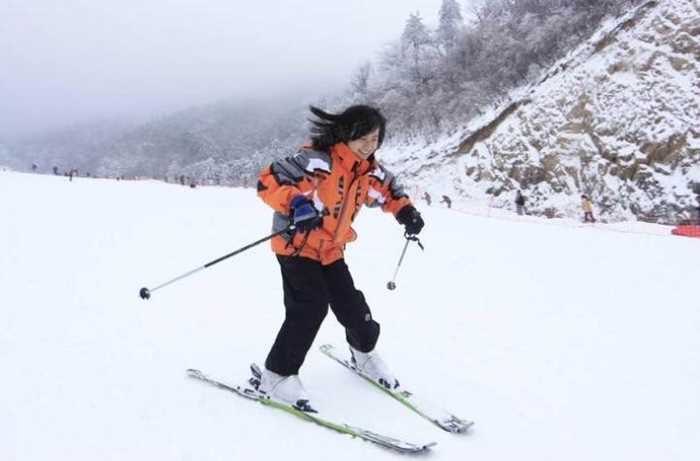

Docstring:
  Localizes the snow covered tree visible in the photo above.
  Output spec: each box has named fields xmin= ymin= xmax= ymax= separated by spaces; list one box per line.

xmin=401 ymin=12 xmax=432 ymax=59
xmin=349 ymin=62 xmax=373 ymax=101
xmin=437 ymin=0 xmax=463 ymax=52
xmin=400 ymin=12 xmax=439 ymax=89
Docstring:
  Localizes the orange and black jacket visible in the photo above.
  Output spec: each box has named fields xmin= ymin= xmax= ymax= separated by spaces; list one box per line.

xmin=257 ymin=143 xmax=412 ymax=265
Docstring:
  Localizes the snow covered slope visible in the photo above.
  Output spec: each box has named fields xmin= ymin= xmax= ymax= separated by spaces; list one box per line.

xmin=386 ymin=0 xmax=700 ymax=224
xmin=2 ymin=171 xmax=699 ymax=460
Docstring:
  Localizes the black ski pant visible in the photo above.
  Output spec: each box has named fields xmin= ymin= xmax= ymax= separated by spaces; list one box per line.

xmin=265 ymin=255 xmax=380 ymax=376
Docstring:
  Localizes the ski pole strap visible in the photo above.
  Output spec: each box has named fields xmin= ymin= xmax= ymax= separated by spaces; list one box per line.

xmin=290 ymin=229 xmax=311 ymax=258
xmin=404 ymin=233 xmax=424 ymax=251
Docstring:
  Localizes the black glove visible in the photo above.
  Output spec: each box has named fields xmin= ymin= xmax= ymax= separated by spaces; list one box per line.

xmin=290 ymin=195 xmax=322 ymax=232
xmin=396 ymin=205 xmax=424 ymax=235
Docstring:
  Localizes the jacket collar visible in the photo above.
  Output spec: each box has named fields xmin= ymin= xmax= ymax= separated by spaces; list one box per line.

xmin=332 ymin=143 xmax=374 ymax=175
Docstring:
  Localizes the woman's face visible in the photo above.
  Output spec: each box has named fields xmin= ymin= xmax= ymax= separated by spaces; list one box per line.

xmin=347 ymin=128 xmax=380 ymax=160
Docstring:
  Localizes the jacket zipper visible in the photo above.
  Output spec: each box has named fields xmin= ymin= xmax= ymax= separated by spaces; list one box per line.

xmin=333 ymin=162 xmax=360 ymax=244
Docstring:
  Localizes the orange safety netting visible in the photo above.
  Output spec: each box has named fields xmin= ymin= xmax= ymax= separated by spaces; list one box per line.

xmin=671 ymin=225 xmax=700 ymax=239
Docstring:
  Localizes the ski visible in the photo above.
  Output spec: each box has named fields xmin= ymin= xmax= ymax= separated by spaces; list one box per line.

xmin=319 ymin=344 xmax=474 ymax=433
xmin=186 ymin=367 xmax=436 ymax=454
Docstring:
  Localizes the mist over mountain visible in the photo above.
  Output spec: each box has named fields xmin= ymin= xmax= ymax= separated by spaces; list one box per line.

xmin=1 ymin=97 xmax=312 ymax=184
xmin=93 ymin=97 xmax=314 ymax=184
xmin=4 ymin=0 xmax=698 ymax=223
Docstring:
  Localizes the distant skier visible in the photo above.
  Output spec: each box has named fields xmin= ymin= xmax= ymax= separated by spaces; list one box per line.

xmin=440 ymin=195 xmax=452 ymax=209
xmin=256 ymin=105 xmax=424 ymax=410
xmin=31 ymin=163 xmax=38 ymax=172
xmin=423 ymin=192 xmax=432 ymax=206
xmin=515 ymin=190 xmax=526 ymax=215
xmin=581 ymin=195 xmax=596 ymax=223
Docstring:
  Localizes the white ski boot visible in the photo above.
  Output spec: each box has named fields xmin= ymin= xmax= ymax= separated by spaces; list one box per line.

xmin=256 ymin=366 xmax=316 ymax=412
xmin=350 ymin=346 xmax=400 ymax=390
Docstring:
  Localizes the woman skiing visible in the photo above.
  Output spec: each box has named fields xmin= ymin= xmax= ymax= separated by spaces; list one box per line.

xmin=256 ymin=105 xmax=424 ymax=410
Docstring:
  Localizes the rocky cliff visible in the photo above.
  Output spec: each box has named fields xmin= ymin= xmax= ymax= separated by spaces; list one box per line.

xmin=386 ymin=0 xmax=700 ymax=223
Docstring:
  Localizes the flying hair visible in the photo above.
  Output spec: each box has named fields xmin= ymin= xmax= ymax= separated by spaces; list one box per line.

xmin=308 ymin=105 xmax=386 ymax=151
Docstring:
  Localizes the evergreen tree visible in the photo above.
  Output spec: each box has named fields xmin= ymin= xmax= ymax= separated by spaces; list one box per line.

xmin=400 ymin=12 xmax=436 ymax=88
xmin=401 ymin=12 xmax=431 ymax=57
xmin=437 ymin=0 xmax=463 ymax=52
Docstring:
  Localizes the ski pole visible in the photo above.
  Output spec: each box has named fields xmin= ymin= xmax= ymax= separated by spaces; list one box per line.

xmin=139 ymin=226 xmax=294 ymax=300
xmin=386 ymin=233 xmax=424 ymax=291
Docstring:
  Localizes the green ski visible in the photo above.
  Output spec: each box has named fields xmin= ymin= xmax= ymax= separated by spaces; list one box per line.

xmin=319 ymin=344 xmax=474 ymax=433
xmin=186 ymin=368 xmax=436 ymax=454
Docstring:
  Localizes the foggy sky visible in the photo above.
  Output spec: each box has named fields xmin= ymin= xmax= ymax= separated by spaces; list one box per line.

xmin=0 ymin=0 xmax=452 ymax=139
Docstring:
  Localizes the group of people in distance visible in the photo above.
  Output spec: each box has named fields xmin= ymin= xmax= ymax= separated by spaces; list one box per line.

xmin=422 ymin=188 xmax=597 ymax=223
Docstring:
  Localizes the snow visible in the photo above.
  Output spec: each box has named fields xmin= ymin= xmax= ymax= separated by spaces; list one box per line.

xmin=2 ymin=170 xmax=700 ymax=460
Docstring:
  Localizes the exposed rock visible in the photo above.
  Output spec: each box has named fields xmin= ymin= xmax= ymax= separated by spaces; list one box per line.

xmin=455 ymin=100 xmax=529 ymax=155
xmin=390 ymin=0 xmax=700 ymax=224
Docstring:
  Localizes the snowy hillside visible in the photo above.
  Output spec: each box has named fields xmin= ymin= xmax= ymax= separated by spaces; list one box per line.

xmin=1 ymin=99 xmax=308 ymax=185
xmin=387 ymin=0 xmax=700 ymax=224
xmin=2 ymin=171 xmax=699 ymax=460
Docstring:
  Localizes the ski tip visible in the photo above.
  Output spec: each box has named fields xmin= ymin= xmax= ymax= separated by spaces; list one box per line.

xmin=402 ymin=441 xmax=437 ymax=454
xmin=458 ymin=422 xmax=475 ymax=433
xmin=186 ymin=369 xmax=204 ymax=379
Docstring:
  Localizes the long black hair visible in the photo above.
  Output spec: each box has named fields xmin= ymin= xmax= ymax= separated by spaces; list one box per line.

xmin=308 ymin=105 xmax=386 ymax=151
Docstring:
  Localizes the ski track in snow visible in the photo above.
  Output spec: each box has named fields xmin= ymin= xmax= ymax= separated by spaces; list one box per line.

xmin=2 ymin=171 xmax=699 ymax=460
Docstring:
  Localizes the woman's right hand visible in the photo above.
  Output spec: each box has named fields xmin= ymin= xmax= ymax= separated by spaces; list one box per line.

xmin=290 ymin=196 xmax=322 ymax=232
